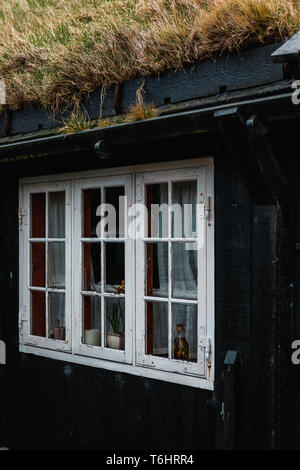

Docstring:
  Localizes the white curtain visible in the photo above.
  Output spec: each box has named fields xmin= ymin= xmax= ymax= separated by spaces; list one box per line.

xmin=48 ymin=192 xmax=66 ymax=335
xmin=152 ymin=181 xmax=197 ymax=359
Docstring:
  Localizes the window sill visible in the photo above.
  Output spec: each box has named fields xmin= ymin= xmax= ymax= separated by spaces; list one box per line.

xmin=19 ymin=344 xmax=214 ymax=390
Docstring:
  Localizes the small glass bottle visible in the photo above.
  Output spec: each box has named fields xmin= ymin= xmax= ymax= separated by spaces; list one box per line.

xmin=173 ymin=323 xmax=189 ymax=360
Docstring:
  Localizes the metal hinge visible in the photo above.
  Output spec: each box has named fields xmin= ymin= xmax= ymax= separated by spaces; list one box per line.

xmin=199 ymin=196 xmax=211 ymax=220
xmin=199 ymin=336 xmax=211 ymax=362
xmin=18 ymin=208 xmax=27 ymax=231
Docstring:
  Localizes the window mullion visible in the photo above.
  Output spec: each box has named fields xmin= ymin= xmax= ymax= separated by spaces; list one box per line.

xmin=101 ymin=186 xmax=105 ymax=348
xmin=168 ymin=181 xmax=172 ymax=360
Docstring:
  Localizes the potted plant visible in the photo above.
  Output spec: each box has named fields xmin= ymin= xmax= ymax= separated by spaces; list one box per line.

xmin=106 ymin=282 xmax=125 ymax=349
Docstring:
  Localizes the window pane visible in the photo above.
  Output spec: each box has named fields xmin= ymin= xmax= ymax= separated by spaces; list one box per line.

xmin=104 ymin=186 xmax=125 ymax=238
xmin=146 ymin=301 xmax=168 ymax=357
xmin=105 ymin=243 xmax=125 ymax=293
xmin=172 ymin=243 xmax=197 ymax=300
xmin=105 ymin=297 xmax=125 ymax=350
xmin=83 ymin=243 xmax=101 ymax=292
xmin=48 ymin=191 xmax=65 ymax=238
xmin=83 ymin=295 xmax=101 ymax=346
xmin=48 ymin=293 xmax=65 ymax=340
xmin=146 ymin=183 xmax=168 ymax=238
xmin=31 ymin=291 xmax=46 ymax=337
xmin=83 ymin=188 xmax=101 ymax=238
xmin=172 ymin=181 xmax=197 ymax=238
xmin=172 ymin=304 xmax=197 ymax=362
xmin=145 ymin=242 xmax=168 ymax=298
xmin=31 ymin=193 xmax=45 ymax=238
xmin=48 ymin=242 xmax=65 ymax=289
xmin=31 ymin=242 xmax=45 ymax=287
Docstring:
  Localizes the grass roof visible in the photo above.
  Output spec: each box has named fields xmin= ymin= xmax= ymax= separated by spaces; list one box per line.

xmin=0 ymin=0 xmax=299 ymax=112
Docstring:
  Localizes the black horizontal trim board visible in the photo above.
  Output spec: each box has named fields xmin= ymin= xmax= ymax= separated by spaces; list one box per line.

xmin=0 ymin=90 xmax=297 ymax=164
xmin=0 ymin=44 xmax=283 ymax=138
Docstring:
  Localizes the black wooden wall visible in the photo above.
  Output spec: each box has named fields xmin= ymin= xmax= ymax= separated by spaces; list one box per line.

xmin=0 ymin=126 xmax=296 ymax=449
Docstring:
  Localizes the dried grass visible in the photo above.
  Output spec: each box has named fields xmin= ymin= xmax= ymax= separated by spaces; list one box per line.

xmin=0 ymin=0 xmax=299 ymax=111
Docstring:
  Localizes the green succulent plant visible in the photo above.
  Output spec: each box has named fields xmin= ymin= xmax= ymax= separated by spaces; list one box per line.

xmin=106 ymin=301 xmax=125 ymax=334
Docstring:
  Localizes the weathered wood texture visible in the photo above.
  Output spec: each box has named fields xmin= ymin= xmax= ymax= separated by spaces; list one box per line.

xmin=0 ymin=44 xmax=283 ymax=139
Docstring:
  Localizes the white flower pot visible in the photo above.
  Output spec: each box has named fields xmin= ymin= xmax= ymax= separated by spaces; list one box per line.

xmin=106 ymin=332 xmax=124 ymax=350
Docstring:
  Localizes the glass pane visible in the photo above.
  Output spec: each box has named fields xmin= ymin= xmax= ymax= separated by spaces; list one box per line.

xmin=104 ymin=186 xmax=125 ymax=238
xmin=83 ymin=295 xmax=101 ymax=346
xmin=31 ymin=193 xmax=45 ymax=238
xmin=172 ymin=304 xmax=197 ymax=362
xmin=145 ymin=243 xmax=168 ymax=298
xmin=48 ymin=192 xmax=65 ymax=238
xmin=48 ymin=242 xmax=65 ymax=289
xmin=172 ymin=243 xmax=197 ymax=300
xmin=172 ymin=180 xmax=197 ymax=238
xmin=83 ymin=188 xmax=101 ymax=238
xmin=83 ymin=243 xmax=101 ymax=292
xmin=31 ymin=291 xmax=46 ymax=337
xmin=48 ymin=293 xmax=65 ymax=340
xmin=146 ymin=301 xmax=168 ymax=357
xmin=146 ymin=183 xmax=168 ymax=238
xmin=31 ymin=242 xmax=45 ymax=287
xmin=105 ymin=297 xmax=125 ymax=350
xmin=105 ymin=243 xmax=125 ymax=293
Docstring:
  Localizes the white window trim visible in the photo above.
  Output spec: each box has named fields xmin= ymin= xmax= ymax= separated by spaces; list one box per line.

xmin=19 ymin=180 xmax=72 ymax=352
xmin=73 ymin=174 xmax=134 ymax=364
xmin=19 ymin=157 xmax=214 ymax=390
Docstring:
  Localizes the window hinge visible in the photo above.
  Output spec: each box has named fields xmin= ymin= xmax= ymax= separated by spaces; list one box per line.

xmin=199 ymin=336 xmax=211 ymax=362
xmin=199 ymin=196 xmax=211 ymax=220
xmin=18 ymin=208 xmax=27 ymax=231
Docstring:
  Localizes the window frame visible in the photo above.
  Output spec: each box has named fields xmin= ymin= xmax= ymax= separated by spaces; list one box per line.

xmin=73 ymin=174 xmax=134 ymax=364
xmin=19 ymin=158 xmax=214 ymax=390
xmin=135 ymin=167 xmax=209 ymax=377
xmin=19 ymin=180 xmax=72 ymax=352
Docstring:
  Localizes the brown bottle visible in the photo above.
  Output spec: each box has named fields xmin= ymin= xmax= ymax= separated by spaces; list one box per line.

xmin=173 ymin=323 xmax=189 ymax=360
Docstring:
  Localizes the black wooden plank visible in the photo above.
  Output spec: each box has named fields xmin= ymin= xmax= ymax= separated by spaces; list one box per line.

xmin=0 ymin=44 xmax=283 ymax=138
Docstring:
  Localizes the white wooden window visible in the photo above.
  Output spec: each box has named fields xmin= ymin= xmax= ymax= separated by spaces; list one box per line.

xmin=73 ymin=175 xmax=133 ymax=363
xmin=19 ymin=181 xmax=72 ymax=351
xmin=19 ymin=159 xmax=214 ymax=389
xmin=136 ymin=167 xmax=213 ymax=378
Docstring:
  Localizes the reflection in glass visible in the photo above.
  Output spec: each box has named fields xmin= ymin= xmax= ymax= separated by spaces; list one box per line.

xmin=48 ymin=192 xmax=65 ymax=238
xmin=105 ymin=243 xmax=125 ymax=293
xmin=31 ymin=291 xmax=46 ymax=337
xmin=145 ymin=243 xmax=168 ymax=298
xmin=105 ymin=186 xmax=125 ymax=238
xmin=83 ymin=189 xmax=101 ymax=238
xmin=172 ymin=243 xmax=197 ymax=300
xmin=172 ymin=180 xmax=197 ymax=238
xmin=146 ymin=301 xmax=168 ymax=357
xmin=31 ymin=193 xmax=45 ymax=238
xmin=83 ymin=295 xmax=101 ymax=346
xmin=172 ymin=303 xmax=197 ymax=362
xmin=49 ymin=292 xmax=65 ymax=340
xmin=31 ymin=242 xmax=45 ymax=287
xmin=146 ymin=183 xmax=168 ymax=238
xmin=83 ymin=243 xmax=101 ymax=292
xmin=48 ymin=242 xmax=65 ymax=289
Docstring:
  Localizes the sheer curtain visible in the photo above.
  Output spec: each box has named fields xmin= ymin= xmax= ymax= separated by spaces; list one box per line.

xmin=152 ymin=181 xmax=198 ymax=359
xmin=48 ymin=192 xmax=66 ymax=334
